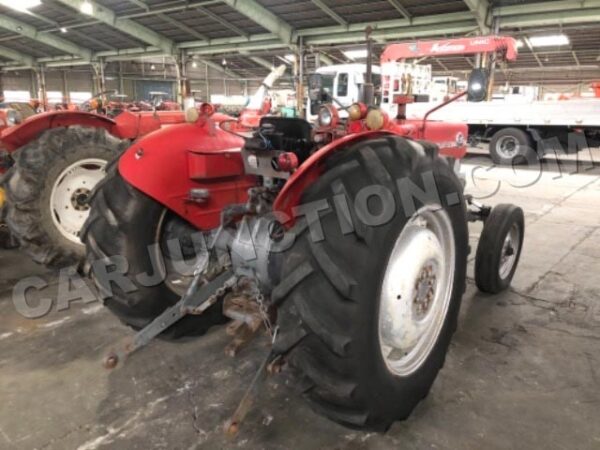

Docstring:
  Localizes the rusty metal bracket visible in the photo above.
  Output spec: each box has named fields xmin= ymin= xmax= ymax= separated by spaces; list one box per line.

xmin=103 ymin=269 xmax=235 ymax=370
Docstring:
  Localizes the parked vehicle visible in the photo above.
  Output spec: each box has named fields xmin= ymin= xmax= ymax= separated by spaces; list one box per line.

xmin=305 ymin=63 xmax=382 ymax=122
xmin=0 ymin=67 xmax=285 ymax=267
xmin=83 ymin=37 xmax=524 ymax=433
xmin=406 ymin=95 xmax=600 ymax=164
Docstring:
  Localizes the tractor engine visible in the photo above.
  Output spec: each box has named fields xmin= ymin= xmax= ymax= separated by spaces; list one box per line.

xmin=219 ymin=117 xmax=317 ymax=292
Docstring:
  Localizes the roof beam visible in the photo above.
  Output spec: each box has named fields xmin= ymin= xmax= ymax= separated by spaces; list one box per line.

xmin=0 ymin=45 xmax=35 ymax=67
xmin=221 ymin=0 xmax=294 ymax=44
xmin=240 ymin=51 xmax=273 ymax=70
xmin=318 ymin=52 xmax=334 ymax=66
xmin=493 ymin=0 xmax=600 ymax=16
xmin=304 ymin=20 xmax=476 ymax=45
xmin=196 ymin=6 xmax=248 ymax=37
xmin=0 ymin=14 xmax=92 ymax=60
xmin=201 ymin=59 xmax=240 ymax=78
xmin=524 ymin=38 xmax=544 ymax=68
xmin=387 ymin=0 xmax=412 ymax=19
xmin=126 ymin=0 xmax=150 ymax=11
xmin=56 ymin=0 xmax=174 ymax=54
xmin=311 ymin=0 xmax=347 ymax=26
xmin=26 ymin=6 xmax=117 ymax=51
xmin=492 ymin=0 xmax=600 ymax=26
xmin=463 ymin=0 xmax=490 ymax=33
xmin=156 ymin=13 xmax=208 ymax=41
xmin=435 ymin=58 xmax=449 ymax=71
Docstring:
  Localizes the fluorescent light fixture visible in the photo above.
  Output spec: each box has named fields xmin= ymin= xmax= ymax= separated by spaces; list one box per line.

xmin=60 ymin=27 xmax=68 ymax=33
xmin=192 ymin=61 xmax=198 ymax=68
xmin=528 ymin=34 xmax=569 ymax=47
xmin=343 ymin=48 xmax=368 ymax=60
xmin=0 ymin=0 xmax=41 ymax=12
xmin=80 ymin=0 xmax=94 ymax=15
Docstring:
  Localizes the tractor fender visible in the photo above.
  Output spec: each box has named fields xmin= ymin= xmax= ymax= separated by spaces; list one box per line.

xmin=273 ymin=130 xmax=394 ymax=223
xmin=119 ymin=120 xmax=257 ymax=231
xmin=0 ymin=111 xmax=118 ymax=152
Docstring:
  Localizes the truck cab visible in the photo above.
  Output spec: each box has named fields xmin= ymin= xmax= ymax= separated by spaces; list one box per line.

xmin=306 ymin=64 xmax=381 ymax=122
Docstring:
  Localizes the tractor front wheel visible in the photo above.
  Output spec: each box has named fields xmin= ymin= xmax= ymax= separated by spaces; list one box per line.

xmin=272 ymin=136 xmax=469 ymax=430
xmin=0 ymin=126 xmax=127 ymax=266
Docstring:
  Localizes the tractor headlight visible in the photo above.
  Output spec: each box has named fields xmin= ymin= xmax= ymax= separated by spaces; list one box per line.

xmin=317 ymin=104 xmax=338 ymax=129
xmin=185 ymin=107 xmax=199 ymax=123
xmin=318 ymin=106 xmax=332 ymax=127
xmin=348 ymin=103 xmax=366 ymax=121
xmin=365 ymin=109 xmax=387 ymax=131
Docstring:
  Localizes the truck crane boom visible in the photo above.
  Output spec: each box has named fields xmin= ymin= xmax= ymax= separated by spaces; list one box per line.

xmin=381 ymin=35 xmax=519 ymax=62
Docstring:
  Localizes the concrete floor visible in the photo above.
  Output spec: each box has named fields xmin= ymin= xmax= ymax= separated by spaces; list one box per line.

xmin=1 ymin=151 xmax=600 ymax=449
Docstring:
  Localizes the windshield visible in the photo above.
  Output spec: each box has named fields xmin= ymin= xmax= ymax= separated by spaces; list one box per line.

xmin=322 ymin=73 xmax=335 ymax=95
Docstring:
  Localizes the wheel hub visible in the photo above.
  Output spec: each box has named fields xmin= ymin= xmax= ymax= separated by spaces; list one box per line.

xmin=71 ymin=188 xmax=92 ymax=211
xmin=50 ymin=158 xmax=107 ymax=244
xmin=378 ymin=206 xmax=456 ymax=377
xmin=499 ymin=223 xmax=520 ymax=279
xmin=497 ymin=136 xmax=519 ymax=158
xmin=413 ymin=263 xmax=437 ymax=317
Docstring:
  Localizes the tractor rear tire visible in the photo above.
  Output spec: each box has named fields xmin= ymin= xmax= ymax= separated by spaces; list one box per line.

xmin=82 ymin=169 xmax=228 ymax=339
xmin=0 ymin=126 xmax=127 ymax=267
xmin=272 ymin=136 xmax=469 ymax=430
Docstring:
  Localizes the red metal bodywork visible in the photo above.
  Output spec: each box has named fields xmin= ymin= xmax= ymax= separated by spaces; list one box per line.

xmin=381 ymin=35 xmax=518 ymax=62
xmin=116 ymin=112 xmax=467 ymax=231
xmin=119 ymin=117 xmax=257 ymax=230
xmin=0 ymin=110 xmax=187 ymax=152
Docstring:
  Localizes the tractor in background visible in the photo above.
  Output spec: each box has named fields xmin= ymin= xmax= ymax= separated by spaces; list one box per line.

xmin=0 ymin=65 xmax=286 ymax=266
xmin=83 ymin=37 xmax=524 ymax=432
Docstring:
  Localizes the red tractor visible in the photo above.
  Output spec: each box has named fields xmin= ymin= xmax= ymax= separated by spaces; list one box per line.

xmin=0 ymin=104 xmax=188 ymax=265
xmin=83 ymin=37 xmax=525 ymax=432
xmin=0 ymin=67 xmax=285 ymax=266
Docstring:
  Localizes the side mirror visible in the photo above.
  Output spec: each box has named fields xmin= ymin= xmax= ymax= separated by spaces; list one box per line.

xmin=308 ymin=73 xmax=324 ymax=102
xmin=467 ymin=68 xmax=489 ymax=102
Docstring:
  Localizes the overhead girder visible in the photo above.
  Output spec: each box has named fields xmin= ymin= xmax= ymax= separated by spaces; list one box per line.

xmin=221 ymin=0 xmax=294 ymax=44
xmin=156 ymin=13 xmax=208 ymax=41
xmin=386 ymin=0 xmax=412 ymax=19
xmin=0 ymin=14 xmax=92 ymax=61
xmin=56 ymin=0 xmax=174 ymax=54
xmin=0 ymin=45 xmax=35 ymax=67
xmin=311 ymin=0 xmax=347 ymax=26
xmin=463 ymin=0 xmax=491 ymax=33
xmin=1 ymin=2 xmax=599 ymax=69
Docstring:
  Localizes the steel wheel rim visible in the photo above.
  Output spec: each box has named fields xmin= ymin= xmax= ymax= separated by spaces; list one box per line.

xmin=378 ymin=205 xmax=456 ymax=377
xmin=50 ymin=158 xmax=107 ymax=244
xmin=156 ymin=210 xmax=212 ymax=296
xmin=499 ymin=223 xmax=520 ymax=280
xmin=496 ymin=135 xmax=519 ymax=159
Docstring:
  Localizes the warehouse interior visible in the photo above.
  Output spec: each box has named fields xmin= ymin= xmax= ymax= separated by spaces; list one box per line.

xmin=0 ymin=1 xmax=599 ymax=449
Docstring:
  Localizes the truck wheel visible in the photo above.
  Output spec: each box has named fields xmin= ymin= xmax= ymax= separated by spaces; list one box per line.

xmin=272 ymin=136 xmax=469 ymax=430
xmin=475 ymin=204 xmax=524 ymax=294
xmin=82 ymin=169 xmax=227 ymax=338
xmin=1 ymin=126 xmax=127 ymax=267
xmin=489 ymin=128 xmax=536 ymax=165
